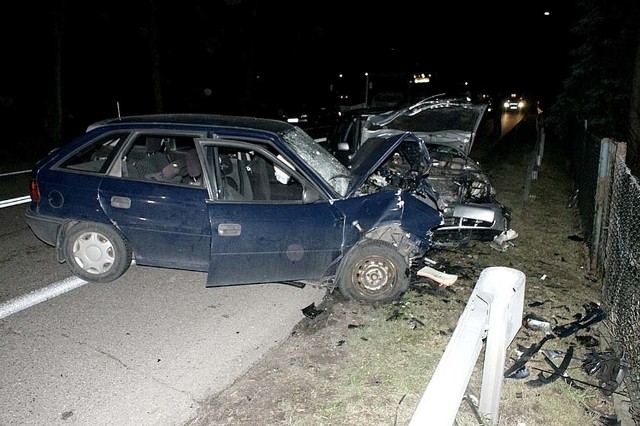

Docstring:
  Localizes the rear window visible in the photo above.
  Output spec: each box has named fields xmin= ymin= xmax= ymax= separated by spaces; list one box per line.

xmin=59 ymin=133 xmax=129 ymax=174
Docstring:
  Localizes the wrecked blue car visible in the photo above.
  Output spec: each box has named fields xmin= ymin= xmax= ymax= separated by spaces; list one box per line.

xmin=25 ymin=114 xmax=443 ymax=303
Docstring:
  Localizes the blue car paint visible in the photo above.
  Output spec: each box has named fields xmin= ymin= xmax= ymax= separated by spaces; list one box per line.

xmin=98 ymin=178 xmax=211 ymax=271
xmin=206 ymin=200 xmax=346 ymax=286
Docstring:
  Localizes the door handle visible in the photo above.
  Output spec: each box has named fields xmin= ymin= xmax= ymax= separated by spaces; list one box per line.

xmin=218 ymin=223 xmax=241 ymax=236
xmin=110 ymin=196 xmax=131 ymax=209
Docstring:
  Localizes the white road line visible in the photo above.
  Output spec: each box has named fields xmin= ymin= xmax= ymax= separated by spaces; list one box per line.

xmin=0 ymin=169 xmax=31 ymax=177
xmin=0 ymin=276 xmax=88 ymax=320
xmin=0 ymin=195 xmax=30 ymax=208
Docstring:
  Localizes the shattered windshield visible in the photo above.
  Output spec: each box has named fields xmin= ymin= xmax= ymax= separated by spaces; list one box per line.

xmin=282 ymin=127 xmax=350 ymax=197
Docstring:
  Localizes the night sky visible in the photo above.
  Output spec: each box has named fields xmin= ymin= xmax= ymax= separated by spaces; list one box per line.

xmin=0 ymin=1 xmax=577 ymax=147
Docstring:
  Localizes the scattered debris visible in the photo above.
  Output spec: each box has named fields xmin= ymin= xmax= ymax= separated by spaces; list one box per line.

xmin=542 ymin=349 xmax=585 ymax=361
xmin=463 ymin=387 xmax=484 ymax=424
xmin=416 ymin=265 xmax=458 ymax=286
xmin=301 ymin=303 xmax=323 ymax=319
xmin=514 ymin=366 xmax=530 ymax=379
xmin=582 ymin=351 xmax=628 ymax=396
xmin=423 ymin=257 xmax=437 ymax=266
xmin=281 ymin=280 xmax=307 ymax=289
xmin=522 ymin=312 xmax=556 ymax=334
xmin=567 ymin=189 xmax=579 ymax=208
xmin=526 ymin=346 xmax=580 ymax=389
xmin=504 ymin=301 xmax=628 ymax=404
xmin=504 ymin=335 xmax=555 ymax=379
xmin=489 ymin=228 xmax=518 ymax=252
xmin=552 ymin=302 xmax=606 ymax=337
xmin=528 ymin=299 xmax=552 ymax=308
xmin=576 ymin=335 xmax=600 ymax=347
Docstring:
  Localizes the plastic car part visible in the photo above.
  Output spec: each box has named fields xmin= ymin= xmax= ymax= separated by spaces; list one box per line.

xmin=337 ymin=239 xmax=410 ymax=304
xmin=62 ymin=222 xmax=132 ymax=283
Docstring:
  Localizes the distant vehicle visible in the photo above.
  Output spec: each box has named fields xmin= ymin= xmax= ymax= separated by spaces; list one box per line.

xmin=25 ymin=114 xmax=444 ymax=303
xmin=503 ymin=93 xmax=526 ymax=111
xmin=325 ymin=97 xmax=512 ymax=248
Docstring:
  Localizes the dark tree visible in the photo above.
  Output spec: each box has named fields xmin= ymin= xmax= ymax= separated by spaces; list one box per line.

xmin=549 ymin=0 xmax=640 ymax=175
xmin=49 ymin=0 xmax=65 ymax=148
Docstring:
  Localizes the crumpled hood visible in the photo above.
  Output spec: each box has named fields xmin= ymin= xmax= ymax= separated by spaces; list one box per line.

xmin=361 ymin=98 xmax=487 ymax=157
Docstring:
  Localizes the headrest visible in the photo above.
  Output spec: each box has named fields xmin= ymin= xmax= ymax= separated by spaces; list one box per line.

xmin=186 ymin=149 xmax=202 ymax=178
xmin=146 ymin=137 xmax=163 ymax=154
xmin=219 ymin=155 xmax=233 ymax=175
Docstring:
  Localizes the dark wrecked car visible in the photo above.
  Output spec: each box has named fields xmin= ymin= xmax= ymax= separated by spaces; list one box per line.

xmin=25 ymin=114 xmax=443 ymax=304
xmin=326 ymin=97 xmax=513 ymax=248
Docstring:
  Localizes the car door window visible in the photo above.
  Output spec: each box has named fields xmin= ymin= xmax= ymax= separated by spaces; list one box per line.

xmin=207 ymin=145 xmax=304 ymax=202
xmin=119 ymin=134 xmax=203 ymax=186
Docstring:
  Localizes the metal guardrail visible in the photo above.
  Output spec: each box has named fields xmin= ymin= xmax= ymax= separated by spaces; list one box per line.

xmin=0 ymin=169 xmax=31 ymax=209
xmin=409 ymin=267 xmax=526 ymax=425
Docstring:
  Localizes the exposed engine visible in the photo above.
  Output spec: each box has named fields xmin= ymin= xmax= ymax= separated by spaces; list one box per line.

xmin=359 ymin=151 xmax=440 ymax=210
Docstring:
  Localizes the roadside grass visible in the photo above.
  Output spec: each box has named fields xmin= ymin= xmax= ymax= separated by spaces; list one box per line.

xmin=283 ymin=285 xmax=605 ymax=426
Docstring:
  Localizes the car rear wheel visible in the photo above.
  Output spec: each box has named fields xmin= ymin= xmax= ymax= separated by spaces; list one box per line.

xmin=62 ymin=222 xmax=132 ymax=283
xmin=337 ymin=239 xmax=410 ymax=304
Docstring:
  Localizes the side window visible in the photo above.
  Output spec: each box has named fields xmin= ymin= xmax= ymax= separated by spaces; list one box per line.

xmin=120 ymin=134 xmax=202 ymax=186
xmin=207 ymin=145 xmax=304 ymax=202
xmin=59 ymin=132 xmax=128 ymax=174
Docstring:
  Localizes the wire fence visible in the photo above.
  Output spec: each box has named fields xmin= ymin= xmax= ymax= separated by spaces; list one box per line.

xmin=569 ymin=116 xmax=640 ymax=424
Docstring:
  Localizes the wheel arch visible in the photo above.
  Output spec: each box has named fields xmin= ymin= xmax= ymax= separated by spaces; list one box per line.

xmin=55 ymin=220 xmax=132 ymax=263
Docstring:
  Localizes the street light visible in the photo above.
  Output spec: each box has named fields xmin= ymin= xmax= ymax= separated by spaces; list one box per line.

xmin=364 ymin=72 xmax=369 ymax=106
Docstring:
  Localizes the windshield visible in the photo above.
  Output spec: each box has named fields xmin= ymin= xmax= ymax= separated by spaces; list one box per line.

xmin=282 ymin=127 xmax=350 ymax=196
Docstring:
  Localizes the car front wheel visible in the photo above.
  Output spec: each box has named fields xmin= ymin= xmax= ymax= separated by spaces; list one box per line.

xmin=337 ymin=239 xmax=410 ymax=304
xmin=62 ymin=222 xmax=132 ymax=283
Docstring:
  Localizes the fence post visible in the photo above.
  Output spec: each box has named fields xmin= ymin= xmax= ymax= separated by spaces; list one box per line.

xmin=590 ymin=138 xmax=619 ymax=273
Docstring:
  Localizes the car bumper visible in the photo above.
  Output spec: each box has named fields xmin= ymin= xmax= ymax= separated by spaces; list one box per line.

xmin=25 ymin=206 xmax=65 ymax=246
xmin=434 ymin=202 xmax=511 ymax=241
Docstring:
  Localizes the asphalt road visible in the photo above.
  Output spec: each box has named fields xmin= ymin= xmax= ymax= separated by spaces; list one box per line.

xmin=0 ymin=203 xmax=327 ymax=426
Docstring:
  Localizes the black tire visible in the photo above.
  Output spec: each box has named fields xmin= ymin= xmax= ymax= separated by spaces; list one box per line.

xmin=62 ymin=222 xmax=132 ymax=283
xmin=336 ymin=239 xmax=410 ymax=304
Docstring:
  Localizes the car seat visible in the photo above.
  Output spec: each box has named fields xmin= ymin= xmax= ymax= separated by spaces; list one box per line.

xmin=249 ymin=156 xmax=270 ymax=200
xmin=133 ymin=137 xmax=172 ymax=179
xmin=185 ymin=149 xmax=202 ymax=185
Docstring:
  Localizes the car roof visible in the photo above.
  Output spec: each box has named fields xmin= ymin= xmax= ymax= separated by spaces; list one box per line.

xmin=86 ymin=113 xmax=294 ymax=134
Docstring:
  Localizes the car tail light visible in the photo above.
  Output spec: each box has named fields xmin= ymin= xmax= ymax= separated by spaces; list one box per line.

xmin=30 ymin=178 xmax=40 ymax=202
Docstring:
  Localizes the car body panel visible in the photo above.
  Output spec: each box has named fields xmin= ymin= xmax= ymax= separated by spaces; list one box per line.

xmin=99 ymin=178 xmax=211 ymax=271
